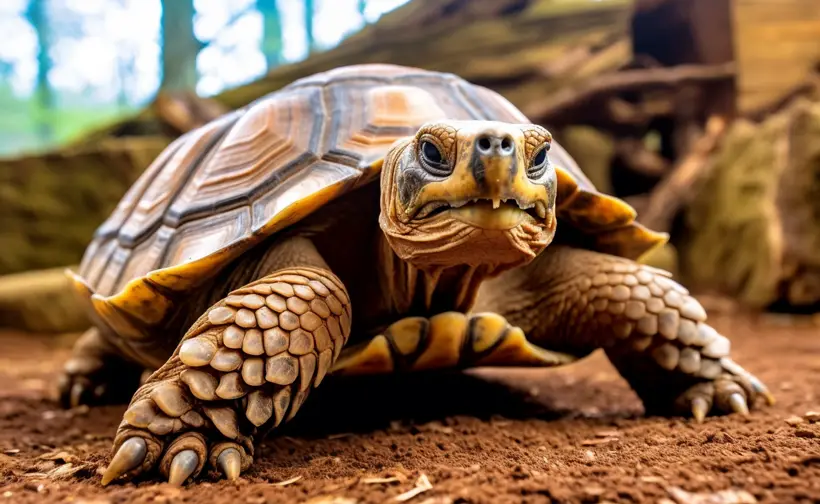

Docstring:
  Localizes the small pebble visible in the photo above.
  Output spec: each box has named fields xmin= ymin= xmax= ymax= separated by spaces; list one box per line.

xmin=805 ymin=411 xmax=820 ymax=423
xmin=640 ymin=476 xmax=666 ymax=483
xmin=581 ymin=437 xmax=618 ymax=446
xmin=583 ymin=485 xmax=605 ymax=496
xmin=785 ymin=415 xmax=805 ymax=426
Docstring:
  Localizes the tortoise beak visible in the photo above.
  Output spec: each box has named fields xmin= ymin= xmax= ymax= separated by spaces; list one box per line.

xmin=469 ymin=131 xmax=518 ymax=208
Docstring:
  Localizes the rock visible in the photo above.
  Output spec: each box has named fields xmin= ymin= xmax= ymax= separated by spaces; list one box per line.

xmin=666 ymin=486 xmax=757 ymax=503
xmin=679 ymin=99 xmax=820 ymax=309
xmin=784 ymin=415 xmax=805 ymax=426
xmin=804 ymin=411 xmax=820 ymax=423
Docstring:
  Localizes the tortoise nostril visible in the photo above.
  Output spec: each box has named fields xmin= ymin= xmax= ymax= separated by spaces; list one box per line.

xmin=476 ymin=134 xmax=514 ymax=155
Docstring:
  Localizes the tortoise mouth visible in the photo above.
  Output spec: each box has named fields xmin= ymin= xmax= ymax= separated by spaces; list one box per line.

xmin=414 ymin=198 xmax=547 ymax=229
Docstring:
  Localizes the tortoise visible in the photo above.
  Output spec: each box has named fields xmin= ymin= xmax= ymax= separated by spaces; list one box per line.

xmin=60 ymin=64 xmax=773 ymax=486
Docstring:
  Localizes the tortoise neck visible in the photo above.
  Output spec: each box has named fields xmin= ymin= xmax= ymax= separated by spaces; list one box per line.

xmin=377 ymin=232 xmax=495 ymax=315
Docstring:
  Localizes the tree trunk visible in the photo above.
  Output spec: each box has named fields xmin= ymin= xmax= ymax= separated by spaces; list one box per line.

xmin=257 ymin=0 xmax=284 ymax=69
xmin=304 ymin=0 xmax=315 ymax=54
xmin=26 ymin=0 xmax=53 ymax=142
xmin=160 ymin=0 xmax=200 ymax=92
xmin=117 ymin=49 xmax=136 ymax=109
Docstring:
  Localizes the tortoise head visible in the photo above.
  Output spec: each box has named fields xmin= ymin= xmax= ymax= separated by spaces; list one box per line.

xmin=379 ymin=119 xmax=558 ymax=271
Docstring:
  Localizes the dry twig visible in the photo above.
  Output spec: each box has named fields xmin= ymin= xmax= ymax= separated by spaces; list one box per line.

xmin=273 ymin=475 xmax=303 ymax=487
xmin=395 ymin=474 xmax=433 ymax=502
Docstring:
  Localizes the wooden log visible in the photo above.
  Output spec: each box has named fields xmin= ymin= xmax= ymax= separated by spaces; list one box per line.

xmin=0 ymin=266 xmax=89 ymax=334
xmin=678 ymin=98 xmax=820 ymax=309
xmin=0 ymin=137 xmax=170 ymax=275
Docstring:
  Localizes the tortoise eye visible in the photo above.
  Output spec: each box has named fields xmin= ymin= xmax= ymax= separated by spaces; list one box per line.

xmin=420 ymin=141 xmax=451 ymax=176
xmin=528 ymin=144 xmax=549 ymax=179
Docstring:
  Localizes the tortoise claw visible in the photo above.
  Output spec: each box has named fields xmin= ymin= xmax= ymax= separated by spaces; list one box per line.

xmin=168 ymin=449 xmax=199 ymax=486
xmin=101 ymin=437 xmax=147 ymax=485
xmin=729 ymin=393 xmax=749 ymax=416
xmin=691 ymin=397 xmax=709 ymax=423
xmin=751 ymin=378 xmax=775 ymax=405
xmin=69 ymin=382 xmax=85 ymax=409
xmin=216 ymin=447 xmax=241 ymax=481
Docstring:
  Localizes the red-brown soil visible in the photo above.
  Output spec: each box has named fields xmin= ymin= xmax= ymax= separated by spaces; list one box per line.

xmin=0 ymin=312 xmax=818 ymax=503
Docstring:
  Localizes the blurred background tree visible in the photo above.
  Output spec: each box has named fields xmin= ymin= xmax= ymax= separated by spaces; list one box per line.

xmin=257 ymin=0 xmax=283 ymax=69
xmin=160 ymin=0 xmax=199 ymax=92
xmin=0 ymin=0 xmax=408 ymax=156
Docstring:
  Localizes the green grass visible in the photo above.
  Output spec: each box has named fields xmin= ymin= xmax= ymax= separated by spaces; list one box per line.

xmin=0 ymin=88 xmax=140 ymax=157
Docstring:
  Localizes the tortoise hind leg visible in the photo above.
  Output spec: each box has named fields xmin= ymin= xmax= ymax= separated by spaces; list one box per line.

xmin=332 ymin=312 xmax=576 ymax=376
xmin=101 ymin=257 xmax=351 ymax=486
xmin=58 ymin=327 xmax=145 ymax=408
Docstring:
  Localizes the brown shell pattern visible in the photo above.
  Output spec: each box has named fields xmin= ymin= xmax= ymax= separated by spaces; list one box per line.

xmin=74 ymin=64 xmax=667 ymax=333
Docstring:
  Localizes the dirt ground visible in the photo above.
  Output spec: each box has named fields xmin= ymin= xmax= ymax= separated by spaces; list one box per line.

xmin=0 ymin=310 xmax=818 ymax=504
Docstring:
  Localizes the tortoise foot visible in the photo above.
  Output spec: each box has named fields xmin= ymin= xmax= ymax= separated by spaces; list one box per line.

xmin=585 ymin=257 xmax=775 ymax=421
xmin=57 ymin=328 xmax=143 ymax=408
xmin=102 ymin=427 xmax=252 ymax=486
xmin=101 ymin=266 xmax=351 ymax=485
xmin=673 ymin=357 xmax=774 ymax=423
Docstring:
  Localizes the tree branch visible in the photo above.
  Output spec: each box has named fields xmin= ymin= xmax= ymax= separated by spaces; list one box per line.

xmin=524 ymin=62 xmax=736 ymax=121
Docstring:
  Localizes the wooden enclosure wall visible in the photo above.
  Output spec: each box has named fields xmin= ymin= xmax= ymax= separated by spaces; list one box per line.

xmin=633 ymin=0 xmax=734 ymax=66
xmin=732 ymin=0 xmax=820 ymax=114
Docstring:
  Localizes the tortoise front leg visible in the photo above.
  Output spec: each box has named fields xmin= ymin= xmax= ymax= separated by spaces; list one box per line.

xmin=101 ymin=241 xmax=351 ymax=486
xmin=478 ymin=245 xmax=774 ymax=420
xmin=333 ymin=312 xmax=576 ymax=376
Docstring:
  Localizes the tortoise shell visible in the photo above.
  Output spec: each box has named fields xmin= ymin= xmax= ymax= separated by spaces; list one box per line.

xmin=71 ymin=64 xmax=667 ymax=338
